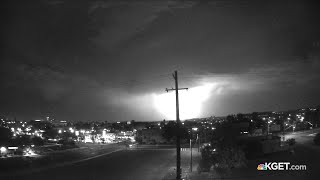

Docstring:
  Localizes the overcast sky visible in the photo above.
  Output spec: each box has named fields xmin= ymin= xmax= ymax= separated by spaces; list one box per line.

xmin=1 ymin=0 xmax=320 ymax=122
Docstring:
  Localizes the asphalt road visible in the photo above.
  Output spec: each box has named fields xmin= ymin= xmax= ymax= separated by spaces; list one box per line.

xmin=4 ymin=148 xmax=180 ymax=180
xmin=284 ymin=128 xmax=320 ymax=145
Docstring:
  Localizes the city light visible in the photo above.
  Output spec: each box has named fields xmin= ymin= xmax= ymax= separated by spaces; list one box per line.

xmin=0 ymin=147 xmax=7 ymax=153
xmin=8 ymin=146 xmax=18 ymax=150
xmin=23 ymin=147 xmax=37 ymax=156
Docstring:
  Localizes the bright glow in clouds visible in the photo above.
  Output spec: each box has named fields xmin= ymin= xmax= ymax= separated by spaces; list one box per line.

xmin=153 ymin=83 xmax=215 ymax=120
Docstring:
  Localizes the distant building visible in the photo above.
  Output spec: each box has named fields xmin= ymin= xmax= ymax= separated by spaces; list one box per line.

xmin=52 ymin=120 xmax=67 ymax=127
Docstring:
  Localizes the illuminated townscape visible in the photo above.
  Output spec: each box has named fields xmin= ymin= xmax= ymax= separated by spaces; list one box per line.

xmin=1 ymin=106 xmax=319 ymax=157
xmin=2 ymin=0 xmax=320 ymax=180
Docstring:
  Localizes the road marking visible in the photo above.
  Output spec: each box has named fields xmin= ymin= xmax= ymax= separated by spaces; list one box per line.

xmin=129 ymin=148 xmax=175 ymax=151
xmin=129 ymin=147 xmax=192 ymax=151
xmin=72 ymin=148 xmax=123 ymax=164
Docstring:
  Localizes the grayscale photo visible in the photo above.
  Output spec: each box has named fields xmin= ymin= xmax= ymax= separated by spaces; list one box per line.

xmin=1 ymin=0 xmax=320 ymax=179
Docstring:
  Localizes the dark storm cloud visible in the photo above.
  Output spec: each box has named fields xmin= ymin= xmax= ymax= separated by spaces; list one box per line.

xmin=90 ymin=0 xmax=320 ymax=73
xmin=88 ymin=0 xmax=320 ymax=117
xmin=1 ymin=0 xmax=320 ymax=121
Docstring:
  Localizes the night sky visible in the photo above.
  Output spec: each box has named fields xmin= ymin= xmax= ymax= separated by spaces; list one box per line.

xmin=1 ymin=0 xmax=320 ymax=122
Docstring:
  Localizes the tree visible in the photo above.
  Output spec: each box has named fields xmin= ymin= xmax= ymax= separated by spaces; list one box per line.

xmin=212 ymin=145 xmax=247 ymax=179
xmin=162 ymin=121 xmax=177 ymax=141
xmin=13 ymin=135 xmax=31 ymax=146
xmin=0 ymin=127 xmax=12 ymax=145
xmin=59 ymin=131 xmax=76 ymax=140
xmin=226 ymin=115 xmax=236 ymax=123
xmin=161 ymin=121 xmax=189 ymax=142
xmin=32 ymin=136 xmax=44 ymax=146
xmin=199 ymin=130 xmax=247 ymax=177
xmin=236 ymin=113 xmax=244 ymax=121
xmin=251 ymin=112 xmax=264 ymax=129
xmin=135 ymin=132 xmax=143 ymax=144
xmin=199 ymin=146 xmax=214 ymax=172
xmin=42 ymin=127 xmax=58 ymax=139
xmin=210 ymin=129 xmax=247 ymax=178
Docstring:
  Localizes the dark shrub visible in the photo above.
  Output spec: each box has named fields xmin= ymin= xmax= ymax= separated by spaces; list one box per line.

xmin=286 ymin=138 xmax=296 ymax=146
xmin=244 ymin=141 xmax=262 ymax=159
xmin=198 ymin=158 xmax=212 ymax=173
xmin=314 ymin=133 xmax=320 ymax=145
xmin=58 ymin=139 xmax=75 ymax=146
xmin=32 ymin=136 xmax=44 ymax=146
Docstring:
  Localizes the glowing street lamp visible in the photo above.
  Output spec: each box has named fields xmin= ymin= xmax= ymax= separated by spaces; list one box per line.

xmin=189 ymin=128 xmax=198 ymax=172
xmin=0 ymin=147 xmax=7 ymax=155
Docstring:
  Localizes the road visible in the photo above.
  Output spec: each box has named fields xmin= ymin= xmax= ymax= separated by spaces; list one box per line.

xmin=284 ymin=128 xmax=320 ymax=145
xmin=3 ymin=147 xmax=184 ymax=180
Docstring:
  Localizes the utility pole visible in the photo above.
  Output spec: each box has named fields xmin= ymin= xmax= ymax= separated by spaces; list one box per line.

xmin=267 ymin=121 xmax=269 ymax=136
xmin=166 ymin=70 xmax=188 ymax=180
xmin=198 ymin=134 xmax=200 ymax=152
xmin=190 ymin=138 xmax=192 ymax=172
xmin=282 ymin=117 xmax=285 ymax=142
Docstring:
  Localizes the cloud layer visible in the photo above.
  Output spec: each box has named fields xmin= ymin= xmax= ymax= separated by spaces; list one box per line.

xmin=1 ymin=0 xmax=320 ymax=121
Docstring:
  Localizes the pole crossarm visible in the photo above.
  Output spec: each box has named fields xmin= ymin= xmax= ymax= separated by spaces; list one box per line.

xmin=165 ymin=88 xmax=188 ymax=92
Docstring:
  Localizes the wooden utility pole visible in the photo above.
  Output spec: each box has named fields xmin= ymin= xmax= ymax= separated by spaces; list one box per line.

xmin=190 ymin=138 xmax=192 ymax=172
xmin=166 ymin=70 xmax=188 ymax=180
xmin=198 ymin=134 xmax=200 ymax=152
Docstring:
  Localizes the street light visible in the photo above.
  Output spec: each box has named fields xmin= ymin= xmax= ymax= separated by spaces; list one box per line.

xmin=190 ymin=127 xmax=199 ymax=172
xmin=267 ymin=120 xmax=272 ymax=136
xmin=189 ymin=137 xmax=192 ymax=172
xmin=0 ymin=147 xmax=7 ymax=156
